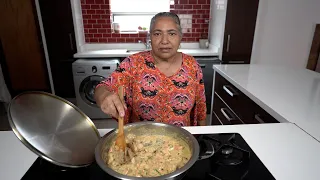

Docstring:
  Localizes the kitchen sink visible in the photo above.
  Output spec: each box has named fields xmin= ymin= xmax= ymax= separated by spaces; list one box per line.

xmin=126 ymin=49 xmax=146 ymax=53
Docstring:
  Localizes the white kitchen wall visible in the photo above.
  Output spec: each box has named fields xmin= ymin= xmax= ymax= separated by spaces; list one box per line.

xmin=251 ymin=0 xmax=320 ymax=68
xmin=208 ymin=0 xmax=228 ymax=59
xmin=70 ymin=0 xmax=85 ymax=52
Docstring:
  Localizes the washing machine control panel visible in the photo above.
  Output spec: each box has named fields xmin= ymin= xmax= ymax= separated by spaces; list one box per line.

xmin=75 ymin=67 xmax=85 ymax=74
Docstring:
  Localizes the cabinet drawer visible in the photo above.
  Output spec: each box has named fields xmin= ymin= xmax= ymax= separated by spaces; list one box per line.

xmin=253 ymin=105 xmax=279 ymax=123
xmin=212 ymin=93 xmax=243 ymax=125
xmin=212 ymin=111 xmax=223 ymax=125
xmin=214 ymin=73 xmax=254 ymax=121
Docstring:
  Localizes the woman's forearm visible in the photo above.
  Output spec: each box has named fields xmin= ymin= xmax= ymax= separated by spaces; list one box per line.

xmin=94 ymin=85 xmax=111 ymax=107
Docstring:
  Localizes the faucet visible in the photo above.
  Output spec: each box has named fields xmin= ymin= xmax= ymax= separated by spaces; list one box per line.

xmin=145 ymin=32 xmax=151 ymax=49
xmin=138 ymin=32 xmax=151 ymax=49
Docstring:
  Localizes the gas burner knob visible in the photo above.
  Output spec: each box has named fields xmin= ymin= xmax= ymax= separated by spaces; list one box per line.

xmin=92 ymin=66 xmax=97 ymax=73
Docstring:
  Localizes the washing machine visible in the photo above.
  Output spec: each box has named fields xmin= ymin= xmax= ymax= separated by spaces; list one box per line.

xmin=72 ymin=59 xmax=120 ymax=119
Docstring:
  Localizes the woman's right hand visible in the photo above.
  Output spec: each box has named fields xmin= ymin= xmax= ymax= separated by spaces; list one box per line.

xmin=94 ymin=86 xmax=127 ymax=119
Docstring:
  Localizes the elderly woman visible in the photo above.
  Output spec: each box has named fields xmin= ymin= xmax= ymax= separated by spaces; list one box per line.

xmin=94 ymin=12 xmax=206 ymax=126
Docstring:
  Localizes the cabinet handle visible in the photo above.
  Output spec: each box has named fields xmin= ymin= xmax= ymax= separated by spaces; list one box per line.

xmin=228 ymin=61 xmax=245 ymax=64
xmin=220 ymin=108 xmax=236 ymax=121
xmin=69 ymin=33 xmax=74 ymax=51
xmin=254 ymin=114 xmax=265 ymax=123
xmin=226 ymin=35 xmax=231 ymax=52
xmin=223 ymin=85 xmax=238 ymax=97
xmin=199 ymin=64 xmax=206 ymax=68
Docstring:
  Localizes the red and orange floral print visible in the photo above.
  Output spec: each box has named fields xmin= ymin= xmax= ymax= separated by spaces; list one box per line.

xmin=96 ymin=51 xmax=206 ymax=126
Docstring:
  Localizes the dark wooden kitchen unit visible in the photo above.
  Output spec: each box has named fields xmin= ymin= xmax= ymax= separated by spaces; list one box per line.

xmin=221 ymin=0 xmax=260 ymax=64
xmin=0 ymin=0 xmax=50 ymax=96
xmin=38 ymin=0 xmax=77 ymax=98
xmin=212 ymin=72 xmax=279 ymax=125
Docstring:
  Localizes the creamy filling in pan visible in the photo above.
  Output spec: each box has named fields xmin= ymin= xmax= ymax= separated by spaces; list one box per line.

xmin=104 ymin=134 xmax=191 ymax=177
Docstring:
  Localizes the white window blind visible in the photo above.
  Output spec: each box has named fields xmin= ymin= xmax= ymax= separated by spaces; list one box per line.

xmin=110 ymin=0 xmax=170 ymax=32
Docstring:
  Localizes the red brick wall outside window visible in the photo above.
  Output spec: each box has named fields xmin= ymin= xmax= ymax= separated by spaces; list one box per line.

xmin=81 ymin=0 xmax=210 ymax=43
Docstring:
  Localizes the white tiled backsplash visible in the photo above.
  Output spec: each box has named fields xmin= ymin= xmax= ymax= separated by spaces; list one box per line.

xmin=178 ymin=14 xmax=193 ymax=33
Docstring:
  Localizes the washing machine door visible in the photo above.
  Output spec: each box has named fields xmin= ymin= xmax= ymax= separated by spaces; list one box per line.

xmin=79 ymin=75 xmax=105 ymax=106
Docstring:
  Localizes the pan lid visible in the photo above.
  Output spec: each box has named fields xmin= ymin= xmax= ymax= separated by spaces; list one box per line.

xmin=7 ymin=91 xmax=100 ymax=168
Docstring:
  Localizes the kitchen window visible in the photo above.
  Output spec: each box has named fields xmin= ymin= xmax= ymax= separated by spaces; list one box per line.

xmin=110 ymin=0 xmax=171 ymax=33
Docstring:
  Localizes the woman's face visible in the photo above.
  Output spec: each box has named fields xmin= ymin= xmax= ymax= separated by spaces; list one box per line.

xmin=150 ymin=16 xmax=182 ymax=60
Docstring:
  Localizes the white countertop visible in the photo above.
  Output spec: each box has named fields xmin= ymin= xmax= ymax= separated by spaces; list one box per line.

xmin=73 ymin=48 xmax=218 ymax=58
xmin=213 ymin=64 xmax=320 ymax=141
xmin=1 ymin=123 xmax=320 ymax=180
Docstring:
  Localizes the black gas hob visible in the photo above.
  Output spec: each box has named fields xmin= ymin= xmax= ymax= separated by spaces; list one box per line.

xmin=22 ymin=133 xmax=275 ymax=180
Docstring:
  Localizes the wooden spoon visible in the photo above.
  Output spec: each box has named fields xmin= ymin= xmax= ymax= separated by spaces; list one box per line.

xmin=115 ymin=86 xmax=126 ymax=152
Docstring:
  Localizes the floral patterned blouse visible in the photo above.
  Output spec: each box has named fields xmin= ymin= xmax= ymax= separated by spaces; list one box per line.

xmin=96 ymin=51 xmax=206 ymax=126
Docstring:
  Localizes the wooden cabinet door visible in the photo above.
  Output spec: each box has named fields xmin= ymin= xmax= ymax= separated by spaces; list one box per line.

xmin=39 ymin=0 xmax=77 ymax=98
xmin=39 ymin=0 xmax=76 ymax=61
xmin=306 ymin=24 xmax=320 ymax=73
xmin=0 ymin=0 xmax=50 ymax=96
xmin=222 ymin=0 xmax=260 ymax=63
xmin=50 ymin=60 xmax=75 ymax=98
